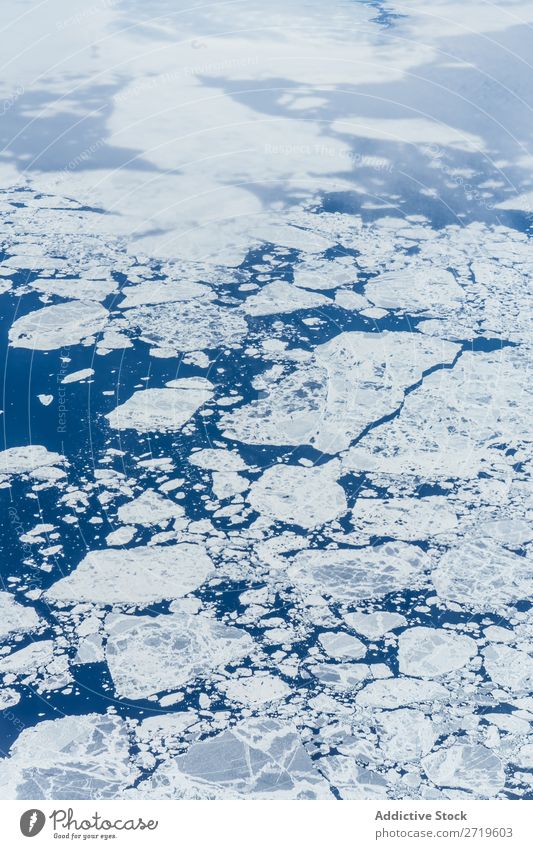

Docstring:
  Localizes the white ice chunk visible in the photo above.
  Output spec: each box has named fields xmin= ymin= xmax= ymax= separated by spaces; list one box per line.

xmin=422 ymin=745 xmax=505 ymax=796
xmin=483 ymin=644 xmax=533 ymax=693
xmin=352 ymin=496 xmax=457 ymax=541
xmin=118 ymin=280 xmax=212 ymax=309
xmin=9 ymin=301 xmax=108 ymax=350
xmin=433 ymin=539 xmax=532 ymax=613
xmin=377 ymin=709 xmax=439 ymax=763
xmin=0 ymin=593 xmax=42 ymax=639
xmin=482 ymin=518 xmax=531 ymax=547
xmin=221 ymin=674 xmax=290 ymax=705
xmin=344 ymin=611 xmax=407 ymax=639
xmin=343 ymin=348 xmax=531 ymax=478
xmin=0 ymin=445 xmax=64 ymax=475
xmin=189 ymin=448 xmax=248 ymax=472
xmin=61 ymin=368 xmax=94 ymax=384
xmin=398 ymin=627 xmax=477 ymax=678
xmin=106 ymin=380 xmax=213 ymax=432
xmin=0 ymin=641 xmax=55 ymax=674
xmin=248 ymin=461 xmax=346 ymax=528
xmin=365 ymin=267 xmax=464 ymax=313
xmin=357 ymin=678 xmax=449 ymax=708
xmin=45 ymin=543 xmax=213 ymax=605
xmin=105 ymin=612 xmax=254 ymax=698
xmin=318 ymin=631 xmax=366 ymax=660
xmin=105 ymin=526 xmax=136 ymax=546
xmin=211 ymin=471 xmax=249 ymax=500
xmin=293 ymin=255 xmax=356 ymax=290
xmin=0 ymin=689 xmax=20 ymax=710
xmin=222 ymin=331 xmax=459 ymax=453
xmin=137 ymin=711 xmax=196 ymax=743
xmin=289 ymin=542 xmax=429 ymax=603
xmin=117 ymin=489 xmax=185 ymax=524
xmin=243 ymin=280 xmax=330 ymax=316
xmin=133 ymin=718 xmax=333 ymax=799
xmin=124 ymin=300 xmax=247 ymax=352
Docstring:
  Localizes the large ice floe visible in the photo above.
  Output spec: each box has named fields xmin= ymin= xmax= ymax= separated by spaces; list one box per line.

xmin=221 ymin=332 xmax=460 ymax=454
xmin=9 ymin=302 xmax=108 ymax=350
xmin=0 ymin=714 xmax=137 ymax=799
xmin=45 ymin=544 xmax=213 ymax=605
xmin=247 ymin=461 xmax=347 ymax=528
xmin=125 ymin=718 xmax=333 ymax=799
xmin=106 ymin=378 xmax=213 ymax=432
xmin=288 ymin=543 xmax=430 ymax=603
xmin=104 ymin=613 xmax=255 ymax=699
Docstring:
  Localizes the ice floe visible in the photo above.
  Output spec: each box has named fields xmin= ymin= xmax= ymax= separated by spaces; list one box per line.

xmin=123 ymin=301 xmax=247 ymax=354
xmin=37 ymin=394 xmax=53 ymax=406
xmin=105 ymin=612 xmax=255 ymax=698
xmin=364 ymin=268 xmax=464 ymax=314
xmin=343 ymin=348 xmax=531 ymax=479
xmin=248 ymin=461 xmax=346 ymax=528
xmin=117 ymin=489 xmax=185 ymax=524
xmin=356 ymin=678 xmax=449 ymax=708
xmin=106 ymin=379 xmax=213 ymax=432
xmin=432 ymin=539 xmax=532 ymax=614
xmin=293 ymin=255 xmax=357 ymax=290
xmin=118 ymin=280 xmax=212 ymax=309
xmin=318 ymin=631 xmax=366 ymax=660
xmin=344 ymin=611 xmax=407 ymax=639
xmin=61 ymin=368 xmax=95 ymax=384
xmin=9 ymin=301 xmax=108 ymax=350
xmin=129 ymin=719 xmax=333 ymax=799
xmin=222 ymin=331 xmax=459 ymax=453
xmin=352 ymin=496 xmax=457 ymax=542
xmin=0 ymin=446 xmax=66 ymax=490
xmin=377 ymin=709 xmax=440 ymax=763
xmin=45 ymin=543 xmax=213 ymax=605
xmin=289 ymin=542 xmax=429 ymax=603
xmin=422 ymin=744 xmax=505 ymax=797
xmin=221 ymin=673 xmax=290 ymax=705
xmin=243 ymin=280 xmax=330 ymax=315
xmin=482 ymin=644 xmax=533 ymax=694
xmin=398 ymin=627 xmax=478 ymax=678
xmin=0 ymin=593 xmax=42 ymax=639
xmin=0 ymin=713 xmax=137 ymax=799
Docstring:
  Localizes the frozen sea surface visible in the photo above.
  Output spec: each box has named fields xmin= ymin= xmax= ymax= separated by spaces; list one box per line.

xmin=0 ymin=0 xmax=532 ymax=800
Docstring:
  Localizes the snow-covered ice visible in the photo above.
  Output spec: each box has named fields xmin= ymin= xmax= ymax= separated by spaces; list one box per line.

xmin=0 ymin=0 xmax=531 ymax=803
xmin=105 ymin=612 xmax=255 ymax=698
xmin=45 ymin=544 xmax=213 ymax=605
xmin=106 ymin=379 xmax=213 ymax=432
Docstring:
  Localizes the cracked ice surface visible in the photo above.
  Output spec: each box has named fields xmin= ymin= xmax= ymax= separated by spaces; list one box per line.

xmin=0 ymin=714 xmax=137 ymax=799
xmin=222 ymin=331 xmax=460 ymax=453
xmin=104 ymin=613 xmax=255 ymax=699
xmin=124 ymin=719 xmax=333 ymax=799
xmin=0 ymin=0 xmax=532 ymax=802
xmin=1 ymin=192 xmax=531 ymax=803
